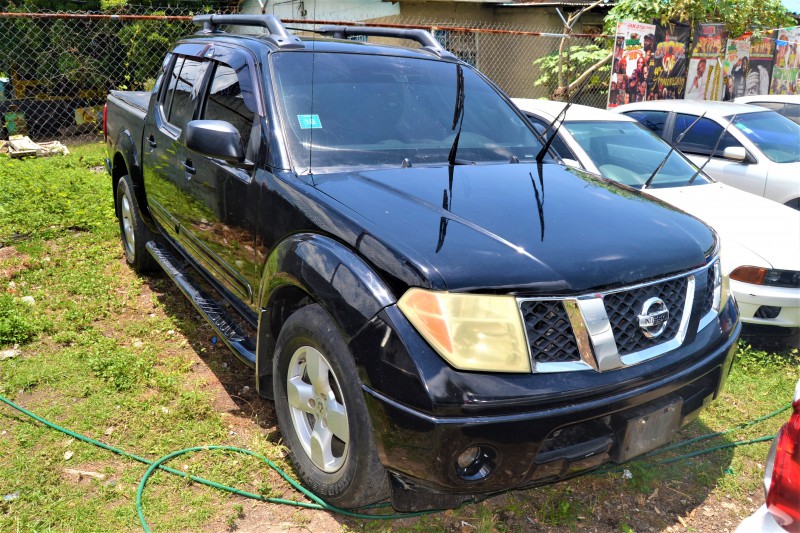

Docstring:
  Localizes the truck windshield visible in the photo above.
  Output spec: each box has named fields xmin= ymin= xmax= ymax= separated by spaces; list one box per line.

xmin=271 ymin=52 xmax=543 ymax=174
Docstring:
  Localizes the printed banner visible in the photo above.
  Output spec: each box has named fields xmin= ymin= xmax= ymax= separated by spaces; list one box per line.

xmin=746 ymin=32 xmax=776 ymax=96
xmin=608 ymin=21 xmax=656 ymax=108
xmin=685 ymin=23 xmax=726 ymax=101
xmin=771 ymin=26 xmax=800 ymax=95
xmin=723 ymin=36 xmax=751 ymax=100
xmin=648 ymin=21 xmax=691 ymax=101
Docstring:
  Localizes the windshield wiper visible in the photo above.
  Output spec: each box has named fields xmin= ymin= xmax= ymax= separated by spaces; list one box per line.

xmin=534 ymin=74 xmax=593 ymax=163
xmin=643 ymin=112 xmax=706 ymax=189
xmin=448 ymin=64 xmax=472 ymax=166
xmin=687 ymin=114 xmax=738 ymax=185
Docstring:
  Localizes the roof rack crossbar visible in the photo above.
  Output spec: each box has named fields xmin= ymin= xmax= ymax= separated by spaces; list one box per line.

xmin=318 ymin=25 xmax=456 ymax=59
xmin=192 ymin=14 xmax=303 ymax=49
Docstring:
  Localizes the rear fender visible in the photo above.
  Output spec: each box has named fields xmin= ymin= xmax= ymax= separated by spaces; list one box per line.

xmin=112 ymin=129 xmax=155 ymax=229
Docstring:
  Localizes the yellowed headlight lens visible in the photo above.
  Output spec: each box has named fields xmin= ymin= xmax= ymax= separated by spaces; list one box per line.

xmin=397 ymin=288 xmax=531 ymax=373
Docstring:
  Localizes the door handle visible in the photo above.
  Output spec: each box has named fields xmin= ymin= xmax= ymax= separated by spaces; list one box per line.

xmin=147 ymin=135 xmax=157 ymax=148
xmin=182 ymin=159 xmax=196 ymax=175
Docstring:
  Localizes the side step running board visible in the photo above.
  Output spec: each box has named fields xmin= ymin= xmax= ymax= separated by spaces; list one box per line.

xmin=146 ymin=241 xmax=257 ymax=369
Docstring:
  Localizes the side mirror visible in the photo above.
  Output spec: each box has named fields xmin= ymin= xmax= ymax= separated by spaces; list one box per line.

xmin=185 ymin=120 xmax=244 ymax=163
xmin=721 ymin=146 xmax=747 ymax=162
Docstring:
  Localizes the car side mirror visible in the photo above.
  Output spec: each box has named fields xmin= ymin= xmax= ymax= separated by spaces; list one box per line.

xmin=185 ymin=120 xmax=245 ymax=164
xmin=721 ymin=146 xmax=747 ymax=162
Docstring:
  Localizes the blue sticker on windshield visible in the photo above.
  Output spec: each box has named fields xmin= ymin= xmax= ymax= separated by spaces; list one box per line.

xmin=297 ymin=114 xmax=322 ymax=129
xmin=735 ymin=122 xmax=753 ymax=135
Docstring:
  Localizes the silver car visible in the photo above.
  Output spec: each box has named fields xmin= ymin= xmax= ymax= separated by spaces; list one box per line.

xmin=613 ymin=100 xmax=800 ymax=210
xmin=734 ymin=95 xmax=800 ymax=125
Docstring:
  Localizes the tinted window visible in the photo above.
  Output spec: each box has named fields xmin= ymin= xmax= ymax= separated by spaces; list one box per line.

xmin=161 ymin=56 xmax=184 ymax=123
xmin=272 ymin=52 xmax=543 ymax=173
xmin=730 ymin=111 xmax=800 ymax=163
xmin=169 ymin=58 xmax=209 ymax=129
xmin=747 ymin=101 xmax=784 ymax=113
xmin=673 ymin=114 xmax=741 ymax=156
xmin=624 ymin=110 xmax=668 ymax=138
xmin=784 ymin=103 xmax=800 ymax=124
xmin=524 ymin=114 xmax=576 ymax=163
xmin=204 ymin=62 xmax=258 ymax=149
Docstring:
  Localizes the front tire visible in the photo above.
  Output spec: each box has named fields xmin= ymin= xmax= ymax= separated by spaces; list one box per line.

xmin=116 ymin=174 xmax=157 ymax=273
xmin=273 ymin=304 xmax=389 ymax=508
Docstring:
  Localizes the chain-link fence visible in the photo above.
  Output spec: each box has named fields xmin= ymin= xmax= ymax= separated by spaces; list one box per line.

xmin=0 ymin=6 xmax=610 ymax=141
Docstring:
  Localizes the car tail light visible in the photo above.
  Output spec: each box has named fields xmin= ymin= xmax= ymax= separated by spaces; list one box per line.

xmin=765 ymin=380 xmax=800 ymax=532
xmin=103 ymin=103 xmax=108 ymax=142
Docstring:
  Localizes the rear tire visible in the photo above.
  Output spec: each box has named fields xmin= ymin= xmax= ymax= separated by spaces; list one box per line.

xmin=273 ymin=304 xmax=389 ymax=508
xmin=116 ymin=174 xmax=157 ymax=273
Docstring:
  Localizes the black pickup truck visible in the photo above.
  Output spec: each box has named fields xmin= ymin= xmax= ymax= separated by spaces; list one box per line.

xmin=104 ymin=14 xmax=740 ymax=511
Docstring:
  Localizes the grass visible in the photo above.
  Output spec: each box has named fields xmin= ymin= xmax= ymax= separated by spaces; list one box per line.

xmin=1 ymin=142 xmax=798 ymax=531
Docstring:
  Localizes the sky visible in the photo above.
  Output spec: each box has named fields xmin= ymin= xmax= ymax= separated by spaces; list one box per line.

xmin=782 ymin=0 xmax=800 ymax=14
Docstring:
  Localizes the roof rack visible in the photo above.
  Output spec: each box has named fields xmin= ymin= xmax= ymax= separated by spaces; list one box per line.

xmin=192 ymin=14 xmax=304 ymax=49
xmin=317 ymin=25 xmax=457 ymax=59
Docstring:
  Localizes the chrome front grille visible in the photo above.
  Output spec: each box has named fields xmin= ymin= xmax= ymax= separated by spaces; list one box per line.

xmin=604 ymin=276 xmax=688 ymax=356
xmin=518 ymin=260 xmax=717 ymax=373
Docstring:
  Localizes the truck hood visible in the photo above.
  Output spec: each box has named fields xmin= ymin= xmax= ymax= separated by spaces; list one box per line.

xmin=313 ymin=163 xmax=715 ymax=294
xmin=646 ymin=182 xmax=800 ymax=273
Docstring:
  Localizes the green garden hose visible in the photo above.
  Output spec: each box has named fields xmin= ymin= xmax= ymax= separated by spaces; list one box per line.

xmin=0 ymin=393 xmax=431 ymax=530
xmin=0 ymin=392 xmax=792 ymax=531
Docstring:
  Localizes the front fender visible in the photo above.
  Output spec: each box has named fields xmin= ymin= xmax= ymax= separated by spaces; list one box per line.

xmin=256 ymin=233 xmax=396 ymax=384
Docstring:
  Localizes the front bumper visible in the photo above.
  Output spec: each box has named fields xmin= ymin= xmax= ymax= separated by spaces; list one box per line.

xmin=354 ymin=299 xmax=740 ymax=497
xmin=732 ymin=279 xmax=800 ymax=328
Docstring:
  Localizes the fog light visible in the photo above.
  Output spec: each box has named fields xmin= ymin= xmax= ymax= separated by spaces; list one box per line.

xmin=454 ymin=446 xmax=496 ymax=481
xmin=457 ymin=447 xmax=481 ymax=469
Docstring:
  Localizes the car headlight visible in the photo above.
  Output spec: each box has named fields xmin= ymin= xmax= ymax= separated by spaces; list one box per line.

xmin=730 ymin=266 xmax=800 ymax=289
xmin=397 ymin=288 xmax=531 ymax=373
xmin=711 ymin=259 xmax=730 ymax=313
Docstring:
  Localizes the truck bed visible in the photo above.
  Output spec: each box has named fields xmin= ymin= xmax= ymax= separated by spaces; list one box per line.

xmin=105 ymin=91 xmax=150 ymax=175
xmin=109 ymin=91 xmax=150 ymax=115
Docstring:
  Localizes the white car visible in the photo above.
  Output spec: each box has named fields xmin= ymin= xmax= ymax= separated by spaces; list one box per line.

xmin=612 ymin=100 xmax=800 ymax=210
xmin=512 ymin=99 xmax=800 ymax=329
xmin=734 ymin=95 xmax=800 ymax=125
xmin=735 ymin=378 xmax=800 ymax=533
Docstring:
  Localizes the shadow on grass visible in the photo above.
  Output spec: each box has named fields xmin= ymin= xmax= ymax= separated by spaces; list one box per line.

xmin=143 ymin=271 xmax=279 ymax=435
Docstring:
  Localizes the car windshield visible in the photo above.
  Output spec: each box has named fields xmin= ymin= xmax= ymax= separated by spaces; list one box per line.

xmin=728 ymin=111 xmax=800 ymax=163
xmin=563 ymin=121 xmax=711 ymax=188
xmin=271 ymin=52 xmax=543 ymax=174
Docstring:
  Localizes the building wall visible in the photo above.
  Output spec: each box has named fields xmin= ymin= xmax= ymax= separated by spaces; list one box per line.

xmin=238 ymin=0 xmax=399 ymax=22
xmin=393 ymin=2 xmax=606 ymax=98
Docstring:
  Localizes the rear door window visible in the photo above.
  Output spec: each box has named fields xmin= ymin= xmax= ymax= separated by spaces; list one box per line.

xmin=167 ymin=58 xmax=210 ymax=129
xmin=623 ymin=110 xmax=669 ymax=138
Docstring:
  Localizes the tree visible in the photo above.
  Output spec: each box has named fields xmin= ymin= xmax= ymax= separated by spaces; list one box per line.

xmin=533 ymin=44 xmax=612 ymax=101
xmin=603 ymin=0 xmax=795 ymax=37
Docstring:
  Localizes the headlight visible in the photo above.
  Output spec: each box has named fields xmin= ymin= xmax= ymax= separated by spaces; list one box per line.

xmin=397 ymin=288 xmax=531 ymax=373
xmin=730 ymin=266 xmax=800 ymax=289
xmin=711 ymin=259 xmax=730 ymax=313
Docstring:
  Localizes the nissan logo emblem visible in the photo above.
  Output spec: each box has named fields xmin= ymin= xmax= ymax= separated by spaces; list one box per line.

xmin=638 ymin=297 xmax=669 ymax=338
